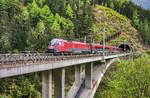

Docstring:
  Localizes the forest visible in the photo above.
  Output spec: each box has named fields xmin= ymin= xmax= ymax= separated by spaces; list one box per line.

xmin=0 ymin=0 xmax=150 ymax=53
xmin=0 ymin=0 xmax=150 ymax=97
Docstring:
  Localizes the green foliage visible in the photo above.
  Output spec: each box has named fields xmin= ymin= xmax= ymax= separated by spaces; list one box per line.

xmin=0 ymin=0 xmax=21 ymax=53
xmin=0 ymin=0 xmax=150 ymax=97
xmin=110 ymin=2 xmax=114 ymax=9
xmin=0 ymin=0 xmax=95 ymax=52
xmin=0 ymin=34 xmax=11 ymax=52
xmin=0 ymin=73 xmax=41 ymax=98
xmin=22 ymin=7 xmax=29 ymax=21
xmin=30 ymin=0 xmax=41 ymax=19
xmin=51 ymin=19 xmax=62 ymax=37
xmin=132 ymin=9 xmax=140 ymax=28
xmin=66 ymin=4 xmax=74 ymax=18
xmin=96 ymin=0 xmax=150 ymax=45
xmin=139 ymin=19 xmax=150 ymax=44
xmin=40 ymin=5 xmax=53 ymax=20
xmin=13 ymin=49 xmax=20 ymax=54
xmin=36 ymin=20 xmax=46 ymax=34
xmin=36 ymin=0 xmax=46 ymax=7
xmin=96 ymin=57 xmax=150 ymax=98
xmin=93 ymin=5 xmax=135 ymax=44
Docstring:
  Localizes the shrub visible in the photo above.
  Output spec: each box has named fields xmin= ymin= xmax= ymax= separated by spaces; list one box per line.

xmin=96 ymin=56 xmax=150 ymax=98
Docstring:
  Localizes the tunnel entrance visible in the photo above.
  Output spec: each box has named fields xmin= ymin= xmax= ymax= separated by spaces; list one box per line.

xmin=119 ymin=44 xmax=131 ymax=51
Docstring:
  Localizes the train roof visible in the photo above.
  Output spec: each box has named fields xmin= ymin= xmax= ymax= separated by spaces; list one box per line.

xmin=51 ymin=38 xmax=67 ymax=42
xmin=93 ymin=44 xmax=122 ymax=49
xmin=72 ymin=41 xmax=87 ymax=45
xmin=54 ymin=38 xmax=87 ymax=44
xmin=51 ymin=39 xmax=122 ymax=50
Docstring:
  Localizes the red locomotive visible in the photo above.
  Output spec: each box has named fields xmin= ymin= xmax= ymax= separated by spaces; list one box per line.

xmin=47 ymin=39 xmax=123 ymax=53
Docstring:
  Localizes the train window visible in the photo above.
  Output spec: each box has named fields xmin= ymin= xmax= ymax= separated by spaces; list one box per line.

xmin=58 ymin=42 xmax=61 ymax=45
xmin=95 ymin=47 xmax=103 ymax=51
xmin=105 ymin=48 xmax=110 ymax=50
xmin=61 ymin=42 xmax=64 ymax=45
xmin=96 ymin=47 xmax=103 ymax=49
xmin=58 ymin=41 xmax=64 ymax=45
xmin=50 ymin=39 xmax=58 ymax=46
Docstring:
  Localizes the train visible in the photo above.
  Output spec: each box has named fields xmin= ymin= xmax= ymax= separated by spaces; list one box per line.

xmin=47 ymin=38 xmax=130 ymax=54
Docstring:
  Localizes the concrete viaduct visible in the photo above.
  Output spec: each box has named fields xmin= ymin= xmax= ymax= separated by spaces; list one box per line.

xmin=0 ymin=52 xmax=131 ymax=98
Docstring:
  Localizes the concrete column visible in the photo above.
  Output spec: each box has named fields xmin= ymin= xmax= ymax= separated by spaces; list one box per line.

xmin=130 ymin=52 xmax=134 ymax=61
xmin=53 ymin=68 xmax=65 ymax=98
xmin=85 ymin=62 xmax=93 ymax=89
xmin=42 ymin=70 xmax=52 ymax=98
xmin=75 ymin=65 xmax=82 ymax=86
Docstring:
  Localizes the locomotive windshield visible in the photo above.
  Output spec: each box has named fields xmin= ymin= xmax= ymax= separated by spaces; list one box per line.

xmin=50 ymin=39 xmax=58 ymax=46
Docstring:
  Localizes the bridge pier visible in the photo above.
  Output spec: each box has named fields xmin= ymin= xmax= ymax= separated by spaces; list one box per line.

xmin=53 ymin=68 xmax=65 ymax=98
xmin=130 ymin=52 xmax=134 ymax=61
xmin=85 ymin=62 xmax=93 ymax=89
xmin=75 ymin=65 xmax=82 ymax=86
xmin=0 ymin=53 xmax=130 ymax=98
xmin=42 ymin=70 xmax=52 ymax=98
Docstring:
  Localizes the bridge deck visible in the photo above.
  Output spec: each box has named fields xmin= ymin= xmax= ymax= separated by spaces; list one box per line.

xmin=0 ymin=53 xmax=129 ymax=79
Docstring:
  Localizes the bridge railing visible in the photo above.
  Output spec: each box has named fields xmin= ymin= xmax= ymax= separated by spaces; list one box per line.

xmin=0 ymin=52 xmax=129 ymax=69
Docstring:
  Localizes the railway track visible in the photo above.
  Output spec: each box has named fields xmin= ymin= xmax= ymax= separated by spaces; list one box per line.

xmin=0 ymin=52 xmax=125 ymax=69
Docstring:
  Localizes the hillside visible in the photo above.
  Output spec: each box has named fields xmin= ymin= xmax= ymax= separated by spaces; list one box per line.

xmin=92 ymin=5 xmax=143 ymax=51
xmin=0 ymin=0 xmax=149 ymax=97
xmin=0 ymin=0 xmax=146 ymax=53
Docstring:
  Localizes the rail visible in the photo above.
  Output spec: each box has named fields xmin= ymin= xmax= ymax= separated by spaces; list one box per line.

xmin=0 ymin=52 xmax=128 ymax=69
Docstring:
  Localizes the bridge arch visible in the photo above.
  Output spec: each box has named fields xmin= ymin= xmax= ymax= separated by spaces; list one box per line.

xmin=105 ymin=58 xmax=121 ymax=69
xmin=66 ymin=58 xmax=122 ymax=98
xmin=86 ymin=58 xmax=121 ymax=98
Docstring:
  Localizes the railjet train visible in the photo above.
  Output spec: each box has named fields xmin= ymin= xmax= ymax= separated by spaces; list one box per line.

xmin=47 ymin=39 xmax=130 ymax=54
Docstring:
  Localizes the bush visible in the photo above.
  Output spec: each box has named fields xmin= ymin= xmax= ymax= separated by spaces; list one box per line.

xmin=96 ymin=56 xmax=150 ymax=98
xmin=0 ymin=73 xmax=41 ymax=98
xmin=13 ymin=49 xmax=20 ymax=54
